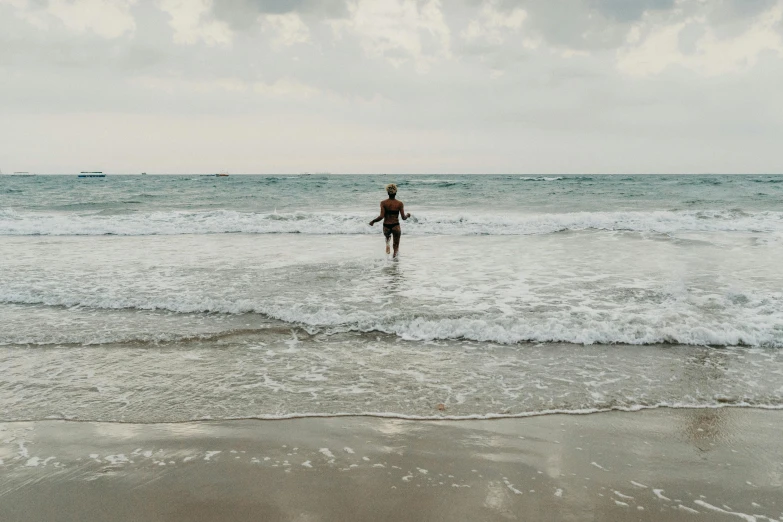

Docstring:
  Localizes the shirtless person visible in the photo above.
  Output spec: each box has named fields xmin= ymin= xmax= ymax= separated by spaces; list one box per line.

xmin=368 ymin=184 xmax=411 ymax=258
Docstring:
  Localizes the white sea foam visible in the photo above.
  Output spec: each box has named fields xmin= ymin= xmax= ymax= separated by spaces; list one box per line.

xmin=693 ymin=500 xmax=757 ymax=521
xmin=2 ymin=289 xmax=781 ymax=347
xmin=104 ymin=454 xmax=129 ymax=465
xmin=204 ymin=451 xmax=221 ymax=461
xmin=1 ymin=208 xmax=781 ymax=237
xmin=319 ymin=448 xmax=335 ymax=459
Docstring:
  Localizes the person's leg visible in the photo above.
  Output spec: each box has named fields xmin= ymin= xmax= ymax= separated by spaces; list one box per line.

xmin=392 ymin=226 xmax=401 ymax=258
xmin=384 ymin=227 xmax=392 ymax=254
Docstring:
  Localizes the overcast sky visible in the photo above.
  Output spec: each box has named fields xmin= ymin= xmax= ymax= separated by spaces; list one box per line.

xmin=1 ymin=0 xmax=782 ymax=174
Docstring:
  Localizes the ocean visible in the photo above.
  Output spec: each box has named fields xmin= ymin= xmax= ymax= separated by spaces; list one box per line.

xmin=1 ymin=174 xmax=782 ymax=423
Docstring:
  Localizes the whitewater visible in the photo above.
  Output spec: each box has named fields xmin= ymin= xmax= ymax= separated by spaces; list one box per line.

xmin=0 ymin=174 xmax=782 ymax=422
xmin=2 ymin=208 xmax=783 ymax=236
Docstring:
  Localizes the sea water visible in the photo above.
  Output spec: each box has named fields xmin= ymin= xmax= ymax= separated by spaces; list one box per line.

xmin=1 ymin=174 xmax=782 ymax=422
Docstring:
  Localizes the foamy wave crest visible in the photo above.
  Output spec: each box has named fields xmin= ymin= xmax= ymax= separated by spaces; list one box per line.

xmin=378 ymin=316 xmax=782 ymax=347
xmin=519 ymin=176 xmax=564 ymax=181
xmin=1 ymin=209 xmax=782 ymax=236
xmin=2 ymin=292 xmax=781 ymax=348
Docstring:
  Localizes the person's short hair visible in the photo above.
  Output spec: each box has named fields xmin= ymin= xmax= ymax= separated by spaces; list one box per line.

xmin=385 ymin=183 xmax=398 ymax=195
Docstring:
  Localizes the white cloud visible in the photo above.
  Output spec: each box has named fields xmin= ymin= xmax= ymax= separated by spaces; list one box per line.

xmin=5 ymin=0 xmax=137 ymax=39
xmin=253 ymin=78 xmax=320 ymax=97
xmin=332 ymin=0 xmax=451 ymax=70
xmin=263 ymin=12 xmax=310 ymax=48
xmin=132 ymin=75 xmax=247 ymax=94
xmin=617 ymin=2 xmax=783 ymax=76
xmin=462 ymin=1 xmax=527 ymax=45
xmin=157 ymin=0 xmax=233 ymax=47
xmin=132 ymin=75 xmax=320 ymax=98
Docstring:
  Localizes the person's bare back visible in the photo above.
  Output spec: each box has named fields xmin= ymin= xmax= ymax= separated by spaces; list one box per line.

xmin=380 ymin=199 xmax=405 ymax=225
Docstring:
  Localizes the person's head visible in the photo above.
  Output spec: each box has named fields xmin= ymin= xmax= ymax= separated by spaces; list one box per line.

xmin=385 ymin=183 xmax=398 ymax=198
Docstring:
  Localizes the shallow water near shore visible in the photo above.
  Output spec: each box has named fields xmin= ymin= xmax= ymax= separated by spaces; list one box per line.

xmin=2 ymin=330 xmax=783 ymax=422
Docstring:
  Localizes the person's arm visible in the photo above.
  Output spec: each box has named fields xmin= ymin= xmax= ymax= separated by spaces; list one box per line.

xmin=400 ymin=202 xmax=411 ymax=220
xmin=369 ymin=202 xmax=385 ymax=226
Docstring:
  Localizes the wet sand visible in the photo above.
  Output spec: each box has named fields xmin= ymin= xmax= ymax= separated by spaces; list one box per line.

xmin=1 ymin=408 xmax=781 ymax=521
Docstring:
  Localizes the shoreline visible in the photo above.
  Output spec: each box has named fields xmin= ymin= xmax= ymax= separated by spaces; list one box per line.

xmin=2 ymin=408 xmax=781 ymax=521
xmin=4 ymin=402 xmax=783 ymax=425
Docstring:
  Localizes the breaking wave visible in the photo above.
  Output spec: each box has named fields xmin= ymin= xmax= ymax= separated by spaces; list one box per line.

xmin=1 ymin=209 xmax=781 ymax=236
xmin=2 ymin=292 xmax=781 ymax=348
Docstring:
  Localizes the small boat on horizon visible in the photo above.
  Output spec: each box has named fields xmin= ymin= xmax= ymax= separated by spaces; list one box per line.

xmin=79 ymin=171 xmax=105 ymax=178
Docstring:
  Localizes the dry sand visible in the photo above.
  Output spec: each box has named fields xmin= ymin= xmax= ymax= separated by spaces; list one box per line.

xmin=1 ymin=408 xmax=781 ymax=521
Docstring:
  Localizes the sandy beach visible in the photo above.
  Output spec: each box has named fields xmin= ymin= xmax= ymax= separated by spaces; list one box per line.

xmin=2 ymin=408 xmax=781 ymax=521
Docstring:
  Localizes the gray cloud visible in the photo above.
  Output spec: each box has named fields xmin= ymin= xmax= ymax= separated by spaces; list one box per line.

xmin=481 ymin=0 xmax=782 ymax=51
xmin=210 ymin=0 xmax=347 ymax=30
xmin=677 ymin=23 xmax=707 ymax=55
xmin=588 ymin=0 xmax=676 ymax=22
xmin=699 ymin=0 xmax=782 ymax=39
xmin=476 ymin=0 xmax=677 ymax=50
xmin=721 ymin=0 xmax=780 ymax=18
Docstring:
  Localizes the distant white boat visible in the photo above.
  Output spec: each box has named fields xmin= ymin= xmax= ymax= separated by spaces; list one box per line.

xmin=79 ymin=171 xmax=105 ymax=178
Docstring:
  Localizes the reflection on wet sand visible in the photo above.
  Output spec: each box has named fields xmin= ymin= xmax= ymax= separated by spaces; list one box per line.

xmin=680 ymin=349 xmax=732 ymax=450
xmin=682 ymin=408 xmax=732 ymax=451
xmin=1 ymin=408 xmax=782 ymax=521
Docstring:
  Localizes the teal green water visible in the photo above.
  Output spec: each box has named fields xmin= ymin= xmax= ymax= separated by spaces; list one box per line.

xmin=1 ymin=174 xmax=782 ymax=236
xmin=2 ymin=174 xmax=782 ymax=216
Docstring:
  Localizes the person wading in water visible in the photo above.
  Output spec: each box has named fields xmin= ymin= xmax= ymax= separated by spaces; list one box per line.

xmin=369 ymin=184 xmax=411 ymax=258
